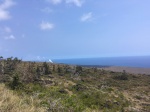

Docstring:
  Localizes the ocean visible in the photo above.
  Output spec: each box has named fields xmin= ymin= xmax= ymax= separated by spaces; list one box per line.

xmin=53 ymin=56 xmax=150 ymax=68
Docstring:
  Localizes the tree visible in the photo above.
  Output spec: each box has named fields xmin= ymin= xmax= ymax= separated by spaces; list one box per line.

xmin=76 ymin=66 xmax=82 ymax=73
xmin=113 ymin=70 xmax=128 ymax=80
xmin=0 ymin=56 xmax=4 ymax=75
xmin=0 ymin=56 xmax=3 ymax=59
xmin=10 ymin=74 xmax=22 ymax=90
xmin=43 ymin=62 xmax=49 ymax=75
xmin=36 ymin=66 xmax=41 ymax=79
xmin=120 ymin=70 xmax=128 ymax=80
xmin=7 ymin=56 xmax=13 ymax=61
xmin=53 ymin=65 xmax=55 ymax=72
xmin=57 ymin=66 xmax=61 ymax=73
xmin=94 ymin=67 xmax=97 ymax=72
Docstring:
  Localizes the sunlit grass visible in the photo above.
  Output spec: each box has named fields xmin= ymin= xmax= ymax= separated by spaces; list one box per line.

xmin=0 ymin=84 xmax=46 ymax=112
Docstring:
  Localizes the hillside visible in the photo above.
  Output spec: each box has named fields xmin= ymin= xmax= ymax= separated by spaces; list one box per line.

xmin=0 ymin=57 xmax=150 ymax=112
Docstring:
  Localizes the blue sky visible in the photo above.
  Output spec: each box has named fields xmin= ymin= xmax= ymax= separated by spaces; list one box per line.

xmin=0 ymin=0 xmax=150 ymax=60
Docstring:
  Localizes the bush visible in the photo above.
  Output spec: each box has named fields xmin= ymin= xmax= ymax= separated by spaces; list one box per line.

xmin=113 ymin=74 xmax=128 ymax=80
xmin=72 ymin=83 xmax=86 ymax=91
xmin=76 ymin=66 xmax=82 ymax=72
xmin=8 ymin=74 xmax=23 ymax=90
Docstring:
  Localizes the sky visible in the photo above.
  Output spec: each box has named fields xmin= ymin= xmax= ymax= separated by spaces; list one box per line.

xmin=0 ymin=0 xmax=150 ymax=60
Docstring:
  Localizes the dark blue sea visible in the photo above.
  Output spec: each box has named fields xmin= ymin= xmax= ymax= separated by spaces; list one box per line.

xmin=53 ymin=56 xmax=150 ymax=68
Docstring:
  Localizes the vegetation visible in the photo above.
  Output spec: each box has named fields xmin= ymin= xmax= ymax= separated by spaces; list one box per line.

xmin=0 ymin=56 xmax=150 ymax=112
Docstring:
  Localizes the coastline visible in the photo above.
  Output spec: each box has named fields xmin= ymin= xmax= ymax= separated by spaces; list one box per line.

xmin=99 ymin=66 xmax=150 ymax=75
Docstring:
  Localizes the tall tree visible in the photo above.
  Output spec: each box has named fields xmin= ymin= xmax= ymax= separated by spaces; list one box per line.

xmin=43 ymin=62 xmax=49 ymax=75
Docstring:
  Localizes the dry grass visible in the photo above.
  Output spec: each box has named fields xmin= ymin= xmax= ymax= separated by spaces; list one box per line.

xmin=0 ymin=84 xmax=46 ymax=112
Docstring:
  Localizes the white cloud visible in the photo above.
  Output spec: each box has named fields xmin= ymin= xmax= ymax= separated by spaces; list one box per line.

xmin=80 ymin=12 xmax=93 ymax=22
xmin=36 ymin=56 xmax=46 ymax=61
xmin=4 ymin=34 xmax=15 ymax=40
xmin=65 ymin=0 xmax=84 ymax=7
xmin=40 ymin=21 xmax=54 ymax=30
xmin=24 ymin=55 xmax=47 ymax=61
xmin=46 ymin=0 xmax=84 ymax=7
xmin=0 ymin=10 xmax=10 ymax=20
xmin=0 ymin=26 xmax=15 ymax=40
xmin=0 ymin=0 xmax=15 ymax=20
xmin=46 ymin=0 xmax=62 ymax=5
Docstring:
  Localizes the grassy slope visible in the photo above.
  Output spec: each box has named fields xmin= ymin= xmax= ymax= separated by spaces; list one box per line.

xmin=0 ymin=84 xmax=46 ymax=112
xmin=0 ymin=60 xmax=150 ymax=112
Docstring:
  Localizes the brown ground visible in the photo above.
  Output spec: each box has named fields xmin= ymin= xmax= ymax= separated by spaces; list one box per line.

xmin=99 ymin=66 xmax=150 ymax=75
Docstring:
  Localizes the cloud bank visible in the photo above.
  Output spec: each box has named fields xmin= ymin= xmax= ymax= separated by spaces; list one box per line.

xmin=46 ymin=0 xmax=62 ymax=5
xmin=66 ymin=0 xmax=84 ymax=7
xmin=80 ymin=12 xmax=93 ymax=22
xmin=0 ymin=0 xmax=15 ymax=20
xmin=46 ymin=0 xmax=84 ymax=7
xmin=40 ymin=21 xmax=54 ymax=30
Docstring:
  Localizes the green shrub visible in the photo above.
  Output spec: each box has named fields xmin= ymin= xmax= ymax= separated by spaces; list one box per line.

xmin=72 ymin=83 xmax=86 ymax=91
xmin=63 ymin=95 xmax=86 ymax=112
xmin=8 ymin=74 xmax=23 ymax=90
xmin=113 ymin=74 xmax=128 ymax=80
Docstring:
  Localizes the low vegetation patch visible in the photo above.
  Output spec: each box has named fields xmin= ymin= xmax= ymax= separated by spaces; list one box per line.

xmin=0 ymin=56 xmax=149 ymax=112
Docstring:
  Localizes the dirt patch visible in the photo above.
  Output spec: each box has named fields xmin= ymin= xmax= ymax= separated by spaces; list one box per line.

xmin=64 ymin=89 xmax=73 ymax=96
xmin=64 ymin=81 xmax=76 ymax=88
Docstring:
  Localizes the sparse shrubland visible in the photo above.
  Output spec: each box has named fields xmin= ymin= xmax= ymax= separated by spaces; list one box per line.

xmin=0 ymin=56 xmax=150 ymax=112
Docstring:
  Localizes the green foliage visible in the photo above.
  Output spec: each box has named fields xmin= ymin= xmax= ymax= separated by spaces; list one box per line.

xmin=72 ymin=83 xmax=86 ymax=91
xmin=113 ymin=71 xmax=128 ymax=80
xmin=36 ymin=66 xmax=41 ymax=79
xmin=9 ymin=74 xmax=23 ymax=90
xmin=93 ymin=67 xmax=97 ymax=72
xmin=79 ymin=91 xmax=129 ymax=111
xmin=0 ymin=56 xmax=3 ymax=59
xmin=120 ymin=74 xmax=128 ymax=80
xmin=62 ymin=95 xmax=86 ymax=112
xmin=76 ymin=66 xmax=82 ymax=72
xmin=2 ymin=56 xmax=21 ymax=75
xmin=0 ymin=56 xmax=149 ymax=112
xmin=57 ymin=66 xmax=62 ymax=73
xmin=43 ymin=62 xmax=50 ymax=75
xmin=53 ymin=65 xmax=55 ymax=72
